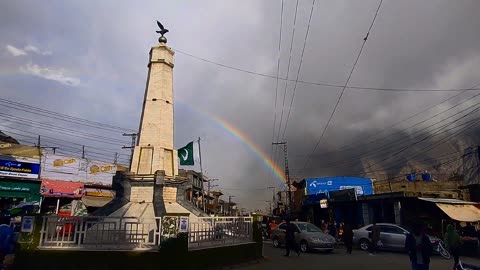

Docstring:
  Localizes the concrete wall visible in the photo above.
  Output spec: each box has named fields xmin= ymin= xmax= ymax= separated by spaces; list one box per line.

xmin=373 ymin=180 xmax=461 ymax=195
xmin=130 ymin=186 xmax=154 ymax=203
xmin=164 ymin=186 xmax=177 ymax=202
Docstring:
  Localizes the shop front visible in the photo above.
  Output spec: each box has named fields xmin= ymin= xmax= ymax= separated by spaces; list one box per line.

xmin=40 ymin=179 xmax=84 ymax=214
xmin=415 ymin=197 xmax=480 ymax=256
xmin=303 ymin=177 xmax=375 ymax=227
xmin=0 ymin=179 xmax=41 ymax=212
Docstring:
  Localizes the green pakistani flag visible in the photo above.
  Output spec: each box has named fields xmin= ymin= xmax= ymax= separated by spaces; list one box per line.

xmin=178 ymin=141 xmax=194 ymax=165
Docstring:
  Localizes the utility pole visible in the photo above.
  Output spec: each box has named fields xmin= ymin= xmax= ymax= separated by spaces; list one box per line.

xmin=122 ymin=133 xmax=138 ymax=170
xmin=197 ymin=137 xmax=206 ymax=212
xmin=37 ymin=135 xmax=42 ymax=181
xmin=206 ymin=178 xmax=218 ymax=214
xmin=272 ymin=142 xmax=292 ymax=214
xmin=267 ymin=186 xmax=276 ymax=215
xmin=228 ymin=195 xmax=235 ymax=216
xmin=113 ymin=152 xmax=119 ymax=165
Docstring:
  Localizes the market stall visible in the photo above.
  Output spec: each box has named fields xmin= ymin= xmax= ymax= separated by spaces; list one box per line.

xmin=419 ymin=198 xmax=480 ymax=257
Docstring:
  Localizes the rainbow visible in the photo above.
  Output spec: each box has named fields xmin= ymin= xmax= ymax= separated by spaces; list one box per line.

xmin=177 ymin=102 xmax=286 ymax=184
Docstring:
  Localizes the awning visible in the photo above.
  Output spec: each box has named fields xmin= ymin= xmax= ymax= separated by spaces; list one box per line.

xmin=40 ymin=179 xmax=84 ymax=198
xmin=436 ymin=203 xmax=480 ymax=222
xmin=419 ymin=197 xmax=477 ymax=205
xmin=82 ymin=196 xmax=113 ymax=208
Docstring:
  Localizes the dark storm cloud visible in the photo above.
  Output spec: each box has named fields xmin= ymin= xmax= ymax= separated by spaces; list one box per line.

xmin=1 ymin=0 xmax=479 ymax=210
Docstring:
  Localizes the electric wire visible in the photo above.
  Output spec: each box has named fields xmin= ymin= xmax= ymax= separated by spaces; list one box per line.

xmin=303 ymin=0 xmax=384 ymax=170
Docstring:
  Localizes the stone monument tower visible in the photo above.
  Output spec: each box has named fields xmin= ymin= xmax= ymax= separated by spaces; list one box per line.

xmin=130 ymin=36 xmax=178 ymax=177
xmin=96 ymin=22 xmax=206 ymax=221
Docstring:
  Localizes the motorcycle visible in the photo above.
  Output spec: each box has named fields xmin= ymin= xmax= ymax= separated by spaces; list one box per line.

xmin=457 ymin=261 xmax=480 ymax=270
xmin=429 ymin=237 xmax=451 ymax=259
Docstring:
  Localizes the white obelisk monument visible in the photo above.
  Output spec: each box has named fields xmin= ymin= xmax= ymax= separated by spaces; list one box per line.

xmin=130 ymin=28 xmax=178 ymax=177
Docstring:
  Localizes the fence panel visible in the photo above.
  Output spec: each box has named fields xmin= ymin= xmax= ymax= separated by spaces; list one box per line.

xmin=188 ymin=216 xmax=253 ymax=249
xmin=39 ymin=216 xmax=159 ymax=250
xmin=38 ymin=215 xmax=253 ymax=250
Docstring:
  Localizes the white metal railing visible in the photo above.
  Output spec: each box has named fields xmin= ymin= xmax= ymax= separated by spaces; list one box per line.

xmin=188 ymin=216 xmax=253 ymax=249
xmin=38 ymin=216 xmax=161 ymax=250
xmin=38 ymin=215 xmax=253 ymax=250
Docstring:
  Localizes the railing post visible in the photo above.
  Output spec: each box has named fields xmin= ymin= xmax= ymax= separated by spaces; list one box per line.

xmin=38 ymin=216 xmax=47 ymax=248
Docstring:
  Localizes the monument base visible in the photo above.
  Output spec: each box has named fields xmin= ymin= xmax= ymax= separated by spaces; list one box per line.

xmin=95 ymin=170 xmax=207 ymax=222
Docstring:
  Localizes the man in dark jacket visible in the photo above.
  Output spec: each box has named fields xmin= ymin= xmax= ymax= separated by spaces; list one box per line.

xmin=342 ymin=224 xmax=354 ymax=254
xmin=369 ymin=223 xmax=381 ymax=255
xmin=405 ymin=223 xmax=433 ymax=270
xmin=284 ymin=219 xmax=300 ymax=257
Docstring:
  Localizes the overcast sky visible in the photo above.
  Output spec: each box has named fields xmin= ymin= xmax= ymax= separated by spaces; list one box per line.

xmin=1 ymin=0 xmax=480 ymax=211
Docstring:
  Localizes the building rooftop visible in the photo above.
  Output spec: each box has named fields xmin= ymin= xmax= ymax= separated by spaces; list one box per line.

xmin=0 ymin=131 xmax=19 ymax=144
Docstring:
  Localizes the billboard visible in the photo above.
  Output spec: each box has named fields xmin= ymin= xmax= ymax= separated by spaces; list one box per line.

xmin=306 ymin=177 xmax=374 ymax=197
xmin=41 ymin=154 xmax=117 ymax=187
xmin=0 ymin=142 xmax=40 ymax=159
xmin=0 ymin=159 xmax=40 ymax=179
xmin=0 ymin=143 xmax=40 ymax=179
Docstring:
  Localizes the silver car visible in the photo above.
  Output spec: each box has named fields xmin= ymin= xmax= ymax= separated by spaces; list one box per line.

xmin=353 ymin=223 xmax=413 ymax=251
xmin=271 ymin=221 xmax=336 ymax=253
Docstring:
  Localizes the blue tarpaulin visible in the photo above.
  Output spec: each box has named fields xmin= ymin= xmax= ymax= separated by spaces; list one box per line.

xmin=305 ymin=177 xmax=374 ymax=197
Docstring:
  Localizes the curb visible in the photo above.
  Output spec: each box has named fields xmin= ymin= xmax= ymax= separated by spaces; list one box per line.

xmin=216 ymin=257 xmax=265 ymax=270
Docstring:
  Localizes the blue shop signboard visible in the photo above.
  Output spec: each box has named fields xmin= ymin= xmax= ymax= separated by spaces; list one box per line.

xmin=0 ymin=159 xmax=40 ymax=179
xmin=305 ymin=177 xmax=374 ymax=197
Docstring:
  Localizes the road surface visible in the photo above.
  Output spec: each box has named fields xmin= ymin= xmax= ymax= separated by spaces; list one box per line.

xmin=239 ymin=242 xmax=480 ymax=270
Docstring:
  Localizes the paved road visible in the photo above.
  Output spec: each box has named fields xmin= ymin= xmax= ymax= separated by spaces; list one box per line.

xmin=239 ymin=242 xmax=480 ymax=270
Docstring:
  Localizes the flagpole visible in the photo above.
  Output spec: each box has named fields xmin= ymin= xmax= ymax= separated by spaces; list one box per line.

xmin=197 ymin=137 xmax=205 ymax=213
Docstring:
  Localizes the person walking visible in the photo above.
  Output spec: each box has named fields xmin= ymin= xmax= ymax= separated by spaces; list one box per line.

xmin=369 ymin=223 xmax=381 ymax=255
xmin=0 ymin=223 xmax=15 ymax=270
xmin=445 ymin=224 xmax=462 ymax=270
xmin=268 ymin=219 xmax=276 ymax=239
xmin=405 ymin=223 xmax=433 ymax=270
xmin=284 ymin=219 xmax=300 ymax=257
xmin=328 ymin=222 xmax=338 ymax=239
xmin=343 ymin=224 xmax=354 ymax=254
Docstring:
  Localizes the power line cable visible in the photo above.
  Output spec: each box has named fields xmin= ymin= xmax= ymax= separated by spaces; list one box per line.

xmin=0 ymin=119 xmax=126 ymax=146
xmin=303 ymin=0 xmax=384 ymax=170
xmin=0 ymin=112 xmax=129 ymax=144
xmin=0 ymin=126 xmax=125 ymax=154
xmin=282 ymin=0 xmax=316 ymax=139
xmin=0 ymin=98 xmax=136 ymax=132
xmin=356 ymin=151 xmax=464 ymax=176
xmin=269 ymin=0 xmax=285 ymax=189
xmin=312 ymin=84 xmax=480 ymax=159
xmin=276 ymin=0 xmax=300 ymax=144
xmin=172 ymin=53 xmax=480 ymax=93
xmin=361 ymin=112 xmax=480 ymax=174
xmin=355 ymin=110 xmax=480 ymax=174
xmin=315 ymin=97 xmax=480 ymax=170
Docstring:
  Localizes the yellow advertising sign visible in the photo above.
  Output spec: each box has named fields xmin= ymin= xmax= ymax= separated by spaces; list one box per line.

xmin=0 ymin=143 xmax=40 ymax=159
